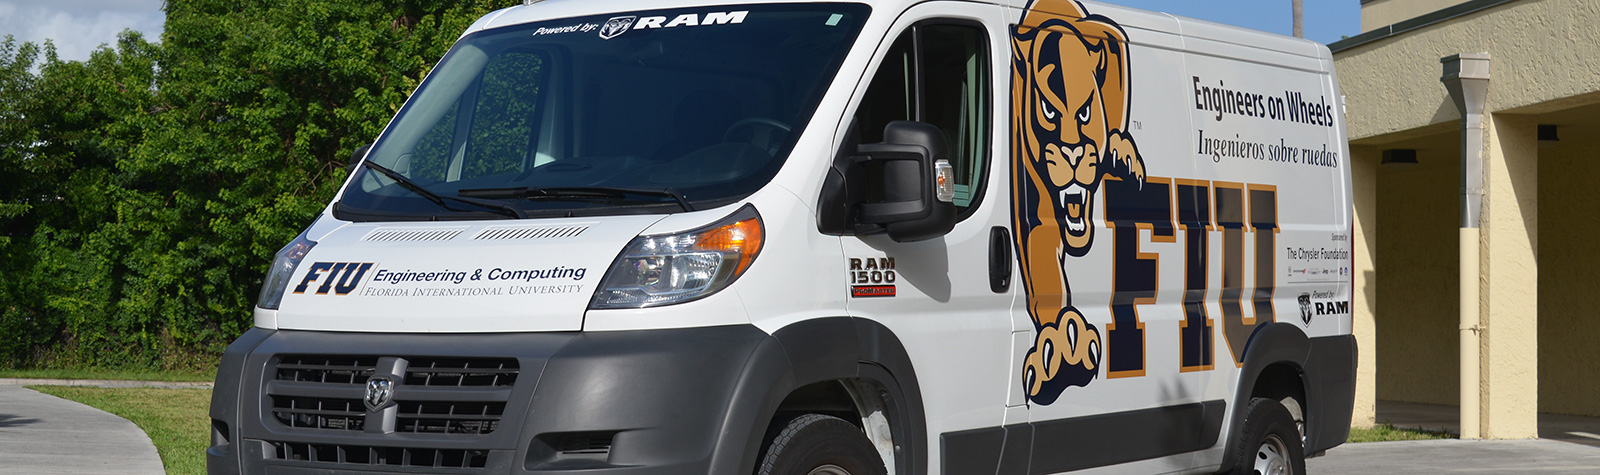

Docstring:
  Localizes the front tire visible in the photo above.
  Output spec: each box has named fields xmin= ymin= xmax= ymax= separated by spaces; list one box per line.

xmin=1224 ymin=398 xmax=1306 ymax=475
xmin=757 ymin=414 xmax=886 ymax=475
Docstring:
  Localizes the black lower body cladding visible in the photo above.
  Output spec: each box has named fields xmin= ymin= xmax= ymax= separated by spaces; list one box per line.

xmin=208 ymin=325 xmax=784 ymax=475
xmin=1303 ymin=334 xmax=1357 ymax=454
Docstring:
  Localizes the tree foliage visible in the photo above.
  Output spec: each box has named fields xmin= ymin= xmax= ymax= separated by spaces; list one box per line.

xmin=0 ymin=0 xmax=519 ymax=369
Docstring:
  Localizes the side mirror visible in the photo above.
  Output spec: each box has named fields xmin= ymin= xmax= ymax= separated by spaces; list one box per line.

xmin=347 ymin=144 xmax=372 ymax=172
xmin=855 ymin=121 xmax=957 ymax=242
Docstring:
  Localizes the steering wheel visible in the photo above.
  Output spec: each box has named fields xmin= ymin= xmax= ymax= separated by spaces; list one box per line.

xmin=722 ymin=118 xmax=792 ymax=156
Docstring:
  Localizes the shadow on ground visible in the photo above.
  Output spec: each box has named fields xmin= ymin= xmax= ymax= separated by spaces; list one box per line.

xmin=0 ymin=414 xmax=40 ymax=428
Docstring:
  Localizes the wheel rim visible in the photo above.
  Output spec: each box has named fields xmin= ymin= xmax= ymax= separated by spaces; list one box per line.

xmin=807 ymin=464 xmax=852 ymax=475
xmin=1253 ymin=433 xmax=1292 ymax=475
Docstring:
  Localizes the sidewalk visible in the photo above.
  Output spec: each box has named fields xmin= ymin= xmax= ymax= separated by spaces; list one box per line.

xmin=0 ymin=381 xmax=169 ymax=474
xmin=1309 ymin=439 xmax=1600 ymax=474
xmin=1307 ymin=400 xmax=1600 ymax=474
xmin=1376 ymin=399 xmax=1600 ymax=448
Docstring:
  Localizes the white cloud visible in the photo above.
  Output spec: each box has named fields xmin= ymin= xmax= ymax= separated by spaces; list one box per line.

xmin=0 ymin=0 xmax=164 ymax=62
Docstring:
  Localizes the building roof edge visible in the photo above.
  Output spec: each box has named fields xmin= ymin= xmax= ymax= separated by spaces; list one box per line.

xmin=1332 ymin=0 xmax=1520 ymax=53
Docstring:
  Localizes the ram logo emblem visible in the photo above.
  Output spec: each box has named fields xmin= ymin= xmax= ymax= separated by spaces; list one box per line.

xmin=365 ymin=376 xmax=395 ymax=411
xmin=599 ymin=16 xmax=636 ymax=40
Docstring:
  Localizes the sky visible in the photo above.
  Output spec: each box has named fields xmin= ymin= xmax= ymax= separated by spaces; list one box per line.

xmin=0 ymin=0 xmax=1360 ymax=63
xmin=0 ymin=0 xmax=165 ymax=63
xmin=1102 ymin=0 xmax=1361 ymax=44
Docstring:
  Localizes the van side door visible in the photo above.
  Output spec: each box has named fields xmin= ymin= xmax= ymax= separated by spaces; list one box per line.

xmin=834 ymin=2 xmax=1017 ymax=472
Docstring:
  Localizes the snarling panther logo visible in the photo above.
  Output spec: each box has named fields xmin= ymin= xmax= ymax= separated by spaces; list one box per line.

xmin=1011 ymin=0 xmax=1146 ymax=405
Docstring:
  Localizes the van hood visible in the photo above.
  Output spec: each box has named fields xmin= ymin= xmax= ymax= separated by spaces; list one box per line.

xmin=273 ymin=215 xmax=664 ymax=332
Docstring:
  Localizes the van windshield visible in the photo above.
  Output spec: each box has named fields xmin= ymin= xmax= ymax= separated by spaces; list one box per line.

xmin=336 ymin=4 xmax=870 ymax=221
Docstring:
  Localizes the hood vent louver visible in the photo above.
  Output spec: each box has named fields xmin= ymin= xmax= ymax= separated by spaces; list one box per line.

xmin=473 ymin=225 xmax=589 ymax=241
xmin=362 ymin=228 xmax=467 ymax=242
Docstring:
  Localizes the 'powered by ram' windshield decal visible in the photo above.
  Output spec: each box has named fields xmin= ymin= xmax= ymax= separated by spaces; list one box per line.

xmin=598 ymin=11 xmax=748 ymax=40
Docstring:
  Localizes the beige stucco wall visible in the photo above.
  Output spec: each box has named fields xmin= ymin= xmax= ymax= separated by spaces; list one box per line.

xmin=1337 ymin=0 xmax=1600 ymax=144
xmin=1360 ymin=0 xmax=1474 ymax=33
xmin=1373 ymin=139 xmax=1461 ymax=407
xmin=1350 ymin=148 xmax=1378 ymax=427
xmin=1537 ymin=140 xmax=1600 ymax=417
xmin=1336 ymin=0 xmax=1600 ymax=431
xmin=1479 ymin=114 xmax=1538 ymax=438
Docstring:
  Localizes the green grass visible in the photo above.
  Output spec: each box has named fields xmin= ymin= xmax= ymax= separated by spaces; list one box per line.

xmin=30 ymin=386 xmax=212 ymax=475
xmin=0 ymin=368 xmax=214 ymax=382
xmin=1348 ymin=423 xmax=1456 ymax=442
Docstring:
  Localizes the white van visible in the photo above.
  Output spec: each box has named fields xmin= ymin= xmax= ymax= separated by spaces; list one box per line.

xmin=208 ymin=0 xmax=1356 ymax=474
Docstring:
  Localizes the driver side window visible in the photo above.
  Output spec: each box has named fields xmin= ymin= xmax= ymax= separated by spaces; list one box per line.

xmin=856 ymin=22 xmax=991 ymax=212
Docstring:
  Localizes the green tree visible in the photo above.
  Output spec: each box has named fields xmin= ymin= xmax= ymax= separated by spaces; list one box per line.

xmin=1 ymin=32 xmax=162 ymax=367
xmin=0 ymin=0 xmax=521 ymax=368
xmin=0 ymin=35 xmax=47 ymax=363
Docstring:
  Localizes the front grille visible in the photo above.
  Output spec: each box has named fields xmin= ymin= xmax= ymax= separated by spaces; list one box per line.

xmin=272 ymin=396 xmax=365 ymax=431
xmin=397 ymin=401 xmax=505 ymax=435
xmin=267 ymin=440 xmax=489 ymax=469
xmin=275 ymin=355 xmax=377 ymax=384
xmin=266 ymin=355 xmax=519 ymax=436
xmin=406 ymin=358 xmax=519 ymax=387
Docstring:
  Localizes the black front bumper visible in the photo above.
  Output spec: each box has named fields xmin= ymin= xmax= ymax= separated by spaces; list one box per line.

xmin=208 ymin=325 xmax=777 ymax=475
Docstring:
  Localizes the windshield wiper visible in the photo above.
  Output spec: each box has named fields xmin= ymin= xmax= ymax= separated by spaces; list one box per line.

xmin=360 ymin=161 xmax=526 ymax=219
xmin=458 ymin=186 xmax=694 ymax=212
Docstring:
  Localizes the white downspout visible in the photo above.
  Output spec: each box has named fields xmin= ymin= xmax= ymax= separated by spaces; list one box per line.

xmin=1441 ymin=53 xmax=1489 ymax=440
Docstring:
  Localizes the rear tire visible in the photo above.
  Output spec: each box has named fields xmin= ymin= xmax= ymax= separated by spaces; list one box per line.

xmin=757 ymin=414 xmax=886 ymax=475
xmin=1223 ymin=398 xmax=1306 ymax=475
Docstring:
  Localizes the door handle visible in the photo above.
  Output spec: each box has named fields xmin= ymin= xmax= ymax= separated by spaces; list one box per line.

xmin=990 ymin=227 xmax=1012 ymax=293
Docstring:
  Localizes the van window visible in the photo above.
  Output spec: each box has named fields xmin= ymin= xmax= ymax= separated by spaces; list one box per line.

xmin=339 ymin=4 xmax=871 ymax=221
xmin=407 ymin=52 xmax=548 ymax=183
xmin=856 ymin=22 xmax=990 ymax=212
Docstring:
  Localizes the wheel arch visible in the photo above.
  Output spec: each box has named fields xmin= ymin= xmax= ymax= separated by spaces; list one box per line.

xmin=1219 ymin=323 xmax=1310 ymax=473
xmin=747 ymin=317 xmax=927 ymax=475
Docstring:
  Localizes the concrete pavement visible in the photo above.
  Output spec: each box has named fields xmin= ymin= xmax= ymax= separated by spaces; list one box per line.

xmin=1375 ymin=399 xmax=1600 ymax=449
xmin=1309 ymin=439 xmax=1600 ymax=474
xmin=1309 ymin=399 xmax=1600 ymax=474
xmin=0 ymin=383 xmax=165 ymax=474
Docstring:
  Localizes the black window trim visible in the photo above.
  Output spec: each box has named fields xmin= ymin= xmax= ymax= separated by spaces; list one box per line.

xmin=847 ymin=17 xmax=994 ymax=223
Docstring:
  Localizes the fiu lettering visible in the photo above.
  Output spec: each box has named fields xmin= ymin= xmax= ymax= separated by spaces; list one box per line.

xmin=1104 ymin=177 xmax=1278 ymax=376
xmin=293 ymin=262 xmax=374 ymax=296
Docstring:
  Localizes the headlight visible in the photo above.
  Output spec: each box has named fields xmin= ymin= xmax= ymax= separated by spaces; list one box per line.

xmin=591 ymin=205 xmax=763 ymax=309
xmin=257 ymin=231 xmax=317 ymax=310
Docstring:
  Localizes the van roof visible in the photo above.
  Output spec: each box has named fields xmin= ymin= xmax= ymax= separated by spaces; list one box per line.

xmin=469 ymin=0 xmax=1331 ymax=63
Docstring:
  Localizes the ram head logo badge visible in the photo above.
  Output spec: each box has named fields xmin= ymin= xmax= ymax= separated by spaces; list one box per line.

xmin=365 ymin=376 xmax=395 ymax=411
xmin=1298 ymin=293 xmax=1314 ymax=324
xmin=599 ymin=16 xmax=636 ymax=40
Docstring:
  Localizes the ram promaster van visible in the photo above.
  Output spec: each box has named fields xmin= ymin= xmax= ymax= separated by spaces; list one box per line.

xmin=209 ymin=0 xmax=1356 ymax=474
